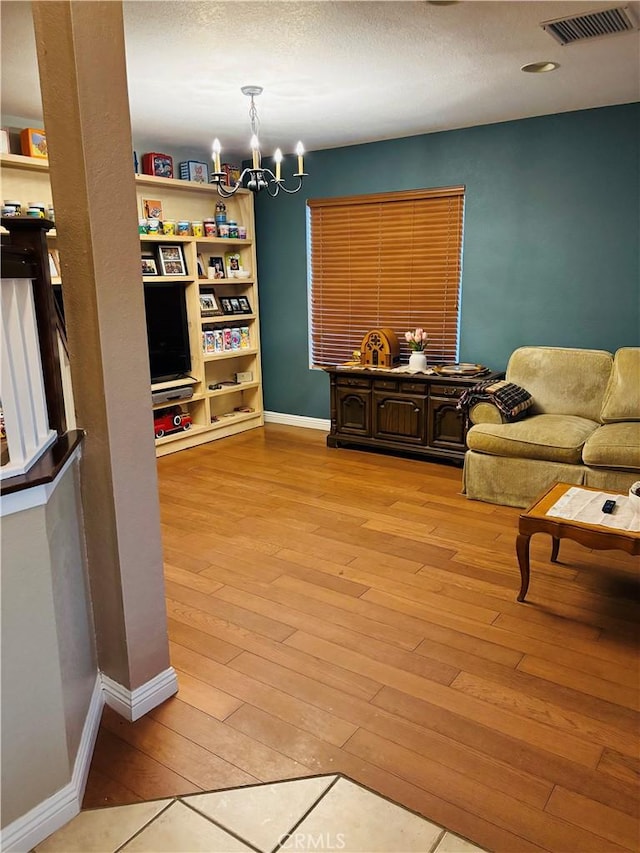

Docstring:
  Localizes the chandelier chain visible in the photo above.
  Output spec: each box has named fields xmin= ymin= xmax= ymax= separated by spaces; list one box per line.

xmin=248 ymin=96 xmax=260 ymax=140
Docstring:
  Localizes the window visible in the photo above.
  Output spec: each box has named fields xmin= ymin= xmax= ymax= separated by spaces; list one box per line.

xmin=308 ymin=186 xmax=464 ymax=366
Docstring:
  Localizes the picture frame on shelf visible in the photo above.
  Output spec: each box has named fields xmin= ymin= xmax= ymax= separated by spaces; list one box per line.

xmin=142 ymin=198 xmax=163 ymax=220
xmin=158 ymin=244 xmax=186 ymax=276
xmin=224 ymin=252 xmax=241 ymax=277
xmin=237 ymin=295 xmax=252 ymax=314
xmin=141 ymin=254 xmax=158 ymax=276
xmin=219 ymin=296 xmax=235 ymax=315
xmin=199 ymin=291 xmax=222 ymax=317
xmin=207 ymin=256 xmax=225 ymax=279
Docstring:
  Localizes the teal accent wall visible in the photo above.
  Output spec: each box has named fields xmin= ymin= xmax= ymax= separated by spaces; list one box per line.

xmin=256 ymin=103 xmax=639 ymax=419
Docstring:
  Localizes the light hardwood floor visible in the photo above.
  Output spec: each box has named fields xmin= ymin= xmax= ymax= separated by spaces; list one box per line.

xmin=84 ymin=424 xmax=639 ymax=853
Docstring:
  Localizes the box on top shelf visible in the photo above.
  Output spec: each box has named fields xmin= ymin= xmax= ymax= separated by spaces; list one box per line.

xmin=20 ymin=128 xmax=47 ymax=158
xmin=221 ymin=163 xmax=241 ymax=187
xmin=142 ymin=152 xmax=174 ymax=179
xmin=179 ymin=161 xmax=209 ymax=183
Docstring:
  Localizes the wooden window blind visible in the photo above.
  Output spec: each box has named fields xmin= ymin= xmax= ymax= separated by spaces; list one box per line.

xmin=308 ymin=186 xmax=464 ymax=366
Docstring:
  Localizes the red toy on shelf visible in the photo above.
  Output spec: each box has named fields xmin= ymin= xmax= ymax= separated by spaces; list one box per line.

xmin=154 ymin=407 xmax=192 ymax=439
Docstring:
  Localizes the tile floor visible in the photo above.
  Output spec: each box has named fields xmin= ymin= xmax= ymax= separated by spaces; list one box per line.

xmin=35 ymin=775 xmax=490 ymax=853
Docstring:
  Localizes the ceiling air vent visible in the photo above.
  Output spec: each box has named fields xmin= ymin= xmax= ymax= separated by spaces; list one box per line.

xmin=541 ymin=5 xmax=638 ymax=45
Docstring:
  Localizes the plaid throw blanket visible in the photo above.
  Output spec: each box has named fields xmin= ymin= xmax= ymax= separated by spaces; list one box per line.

xmin=457 ymin=380 xmax=533 ymax=421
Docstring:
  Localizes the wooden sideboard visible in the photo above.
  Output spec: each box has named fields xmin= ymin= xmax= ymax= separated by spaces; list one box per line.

xmin=325 ymin=366 xmax=503 ymax=465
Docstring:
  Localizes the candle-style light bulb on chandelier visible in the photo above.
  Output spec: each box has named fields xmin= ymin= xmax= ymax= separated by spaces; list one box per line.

xmin=211 ymin=86 xmax=307 ymax=198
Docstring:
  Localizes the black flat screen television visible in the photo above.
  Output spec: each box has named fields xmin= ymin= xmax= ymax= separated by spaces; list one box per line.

xmin=143 ymin=282 xmax=191 ymax=384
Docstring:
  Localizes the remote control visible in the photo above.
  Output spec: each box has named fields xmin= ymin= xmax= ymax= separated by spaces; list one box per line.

xmin=602 ymin=499 xmax=616 ymax=514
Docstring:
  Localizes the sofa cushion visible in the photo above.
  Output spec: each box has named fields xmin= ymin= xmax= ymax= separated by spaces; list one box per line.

xmin=582 ymin=422 xmax=640 ymax=470
xmin=466 ymin=414 xmax=600 ymax=464
xmin=506 ymin=346 xmax=613 ymax=421
xmin=601 ymin=347 xmax=640 ymax=423
xmin=464 ymin=451 xmax=586 ymax=508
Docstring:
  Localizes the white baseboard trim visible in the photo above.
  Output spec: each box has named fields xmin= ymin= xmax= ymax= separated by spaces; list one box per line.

xmin=1 ymin=667 xmax=178 ymax=852
xmin=71 ymin=674 xmax=105 ymax=798
xmin=264 ymin=411 xmax=330 ymax=431
xmin=1 ymin=673 xmax=103 ymax=853
xmin=102 ymin=666 xmax=178 ymax=722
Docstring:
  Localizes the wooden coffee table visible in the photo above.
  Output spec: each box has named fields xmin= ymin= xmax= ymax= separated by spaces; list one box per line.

xmin=516 ymin=482 xmax=640 ymax=602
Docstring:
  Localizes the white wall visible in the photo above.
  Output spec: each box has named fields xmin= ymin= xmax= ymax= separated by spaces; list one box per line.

xmin=1 ymin=456 xmax=97 ymax=829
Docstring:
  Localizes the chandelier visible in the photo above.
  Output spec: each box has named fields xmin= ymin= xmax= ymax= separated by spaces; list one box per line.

xmin=211 ymin=86 xmax=307 ymax=198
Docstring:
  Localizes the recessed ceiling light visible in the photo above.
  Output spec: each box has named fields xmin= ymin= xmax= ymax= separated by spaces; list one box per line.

xmin=521 ymin=61 xmax=560 ymax=73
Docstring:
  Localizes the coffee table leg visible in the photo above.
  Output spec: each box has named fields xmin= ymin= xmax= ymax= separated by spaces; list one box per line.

xmin=550 ymin=536 xmax=560 ymax=563
xmin=516 ymin=533 xmax=531 ymax=602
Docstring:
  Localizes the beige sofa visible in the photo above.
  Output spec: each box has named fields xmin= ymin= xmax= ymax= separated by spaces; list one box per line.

xmin=463 ymin=346 xmax=640 ymax=508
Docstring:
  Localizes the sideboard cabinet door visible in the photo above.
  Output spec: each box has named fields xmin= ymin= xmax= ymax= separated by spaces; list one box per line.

xmin=335 ymin=387 xmax=371 ymax=436
xmin=373 ymin=393 xmax=426 ymax=445
xmin=428 ymin=395 xmax=467 ymax=450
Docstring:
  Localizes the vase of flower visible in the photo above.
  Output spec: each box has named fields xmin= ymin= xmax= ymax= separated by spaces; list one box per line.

xmin=408 ymin=350 xmax=428 ymax=372
xmin=404 ymin=328 xmax=428 ymax=372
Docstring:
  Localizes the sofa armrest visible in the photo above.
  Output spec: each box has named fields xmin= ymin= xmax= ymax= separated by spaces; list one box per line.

xmin=469 ymin=401 xmax=507 ymax=425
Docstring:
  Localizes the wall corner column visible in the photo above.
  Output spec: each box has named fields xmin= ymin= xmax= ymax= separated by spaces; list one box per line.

xmin=31 ymin=0 xmax=174 ymax=698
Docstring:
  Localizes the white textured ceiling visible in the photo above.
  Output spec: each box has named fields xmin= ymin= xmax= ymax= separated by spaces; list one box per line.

xmin=1 ymin=1 xmax=639 ymax=160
